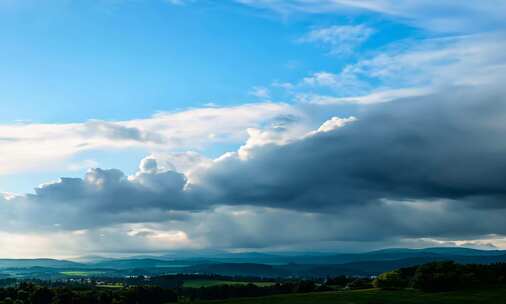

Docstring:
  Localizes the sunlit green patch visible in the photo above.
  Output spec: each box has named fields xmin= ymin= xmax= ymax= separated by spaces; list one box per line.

xmin=96 ymin=284 xmax=124 ymax=288
xmin=60 ymin=271 xmax=105 ymax=277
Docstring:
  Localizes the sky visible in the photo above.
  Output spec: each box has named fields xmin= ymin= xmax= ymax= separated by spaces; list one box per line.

xmin=1 ymin=0 xmax=506 ymax=258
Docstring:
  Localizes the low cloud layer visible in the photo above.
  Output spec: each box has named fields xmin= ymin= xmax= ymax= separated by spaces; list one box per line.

xmin=2 ymin=83 xmax=506 ymax=255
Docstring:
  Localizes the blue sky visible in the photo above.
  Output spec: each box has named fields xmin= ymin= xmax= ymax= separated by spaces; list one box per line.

xmin=1 ymin=1 xmax=506 ymax=257
xmin=0 ymin=1 xmax=421 ymax=123
xmin=1 ymin=0 xmax=421 ymax=193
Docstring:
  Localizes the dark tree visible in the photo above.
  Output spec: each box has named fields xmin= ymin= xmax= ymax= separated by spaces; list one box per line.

xmin=30 ymin=287 xmax=54 ymax=304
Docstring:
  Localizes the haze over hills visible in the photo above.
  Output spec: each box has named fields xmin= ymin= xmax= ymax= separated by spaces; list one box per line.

xmin=1 ymin=247 xmax=506 ymax=279
xmin=0 ymin=258 xmax=83 ymax=269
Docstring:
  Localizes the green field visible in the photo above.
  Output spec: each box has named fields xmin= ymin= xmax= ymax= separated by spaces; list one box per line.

xmin=196 ymin=288 xmax=506 ymax=304
xmin=60 ymin=271 xmax=105 ymax=277
xmin=96 ymin=284 xmax=124 ymax=288
xmin=183 ymin=280 xmax=275 ymax=288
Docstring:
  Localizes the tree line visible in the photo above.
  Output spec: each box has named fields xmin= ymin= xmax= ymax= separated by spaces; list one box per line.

xmin=0 ymin=279 xmax=333 ymax=303
xmin=373 ymin=261 xmax=506 ymax=292
xmin=0 ymin=283 xmax=177 ymax=304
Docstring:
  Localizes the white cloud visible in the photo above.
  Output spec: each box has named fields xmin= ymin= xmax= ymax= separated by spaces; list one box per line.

xmin=302 ymin=71 xmax=339 ymax=86
xmin=249 ymin=86 xmax=271 ymax=99
xmin=315 ymin=116 xmax=356 ymax=133
xmin=299 ymin=24 xmax=374 ymax=55
xmin=0 ymin=102 xmax=302 ymax=175
xmin=67 ymin=159 xmax=100 ymax=172
xmin=237 ymin=0 xmax=389 ymax=15
xmin=343 ymin=34 xmax=506 ymax=89
xmin=279 ymin=33 xmax=506 ymax=101
xmin=299 ymin=69 xmax=367 ymax=95
xmin=297 ymin=87 xmax=432 ymax=105
xmin=238 ymin=1 xmax=506 ymax=33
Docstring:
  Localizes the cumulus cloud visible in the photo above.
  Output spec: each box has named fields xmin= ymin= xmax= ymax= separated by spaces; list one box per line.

xmin=196 ymin=85 xmax=506 ymax=212
xmin=2 ymin=83 xmax=506 ymax=254
xmin=314 ymin=116 xmax=356 ymax=133
xmin=31 ymin=165 xmax=194 ymax=229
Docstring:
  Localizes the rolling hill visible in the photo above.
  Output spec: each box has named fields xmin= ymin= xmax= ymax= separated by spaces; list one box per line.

xmin=1 ymin=247 xmax=506 ymax=279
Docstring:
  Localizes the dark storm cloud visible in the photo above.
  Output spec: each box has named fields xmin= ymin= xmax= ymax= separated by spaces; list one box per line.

xmin=4 ymin=84 xmax=506 ymax=248
xmin=195 ymin=85 xmax=506 ymax=211
xmin=20 ymin=167 xmax=200 ymax=230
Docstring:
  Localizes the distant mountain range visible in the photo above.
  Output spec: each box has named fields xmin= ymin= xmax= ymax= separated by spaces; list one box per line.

xmin=1 ymin=247 xmax=506 ymax=278
xmin=0 ymin=258 xmax=82 ymax=269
